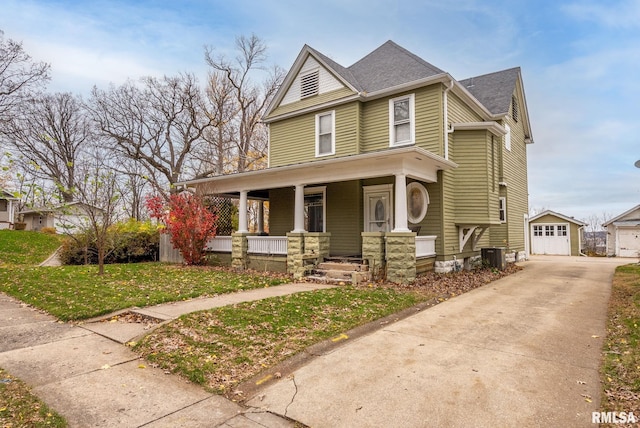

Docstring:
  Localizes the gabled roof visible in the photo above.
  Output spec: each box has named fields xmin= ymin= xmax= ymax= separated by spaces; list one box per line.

xmin=348 ymin=41 xmax=445 ymax=94
xmin=19 ymin=201 xmax=101 ymax=215
xmin=266 ymin=41 xmax=532 ymax=142
xmin=529 ymin=210 xmax=587 ymax=226
xmin=460 ymin=68 xmax=520 ymax=116
xmin=0 ymin=190 xmax=19 ymax=200
xmin=603 ymin=204 xmax=640 ymax=226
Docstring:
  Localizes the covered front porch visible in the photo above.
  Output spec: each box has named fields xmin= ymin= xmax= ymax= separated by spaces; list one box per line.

xmin=179 ymin=147 xmax=456 ymax=283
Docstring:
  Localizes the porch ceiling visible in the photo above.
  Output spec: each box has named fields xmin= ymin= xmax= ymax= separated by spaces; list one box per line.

xmin=180 ymin=147 xmax=457 ymax=195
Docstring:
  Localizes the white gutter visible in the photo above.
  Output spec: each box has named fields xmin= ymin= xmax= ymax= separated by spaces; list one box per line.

xmin=443 ymin=78 xmax=454 ymax=160
xmin=578 ymin=225 xmax=587 ymax=257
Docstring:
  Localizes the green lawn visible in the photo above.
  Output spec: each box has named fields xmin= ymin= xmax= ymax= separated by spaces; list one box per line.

xmin=600 ymin=263 xmax=640 ymax=421
xmin=0 ymin=368 xmax=67 ymax=428
xmin=0 ymin=263 xmax=290 ymax=321
xmin=136 ymin=285 xmax=431 ymax=395
xmin=0 ymin=230 xmax=63 ymax=266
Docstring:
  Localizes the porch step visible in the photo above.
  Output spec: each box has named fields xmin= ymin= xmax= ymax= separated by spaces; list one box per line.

xmin=307 ymin=258 xmax=371 ymax=285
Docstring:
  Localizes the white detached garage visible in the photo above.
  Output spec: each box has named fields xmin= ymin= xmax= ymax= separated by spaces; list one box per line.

xmin=529 ymin=210 xmax=586 ymax=256
xmin=604 ymin=204 xmax=640 ymax=258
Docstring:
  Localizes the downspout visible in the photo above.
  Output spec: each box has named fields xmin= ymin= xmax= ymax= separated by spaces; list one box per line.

xmin=578 ymin=225 xmax=587 ymax=256
xmin=443 ymin=78 xmax=455 ymax=160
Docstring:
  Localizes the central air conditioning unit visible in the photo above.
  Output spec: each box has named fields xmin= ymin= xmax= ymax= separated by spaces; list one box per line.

xmin=481 ymin=247 xmax=506 ymax=270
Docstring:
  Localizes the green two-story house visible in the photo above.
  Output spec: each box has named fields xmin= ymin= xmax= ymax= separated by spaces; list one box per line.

xmin=181 ymin=41 xmax=534 ymax=283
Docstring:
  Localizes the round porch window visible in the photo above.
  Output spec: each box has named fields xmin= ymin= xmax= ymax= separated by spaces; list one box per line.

xmin=407 ymin=182 xmax=429 ymax=224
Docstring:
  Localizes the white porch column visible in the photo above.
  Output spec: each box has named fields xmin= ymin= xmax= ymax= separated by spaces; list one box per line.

xmin=292 ymin=184 xmax=306 ymax=233
xmin=238 ymin=190 xmax=249 ymax=233
xmin=257 ymin=201 xmax=264 ymax=234
xmin=393 ymin=173 xmax=411 ymax=232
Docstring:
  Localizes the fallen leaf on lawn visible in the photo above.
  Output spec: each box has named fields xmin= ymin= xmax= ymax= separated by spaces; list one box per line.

xmin=577 ymin=380 xmax=586 ymax=385
xmin=101 ymin=364 xmax=110 ymax=370
xmin=138 ymin=364 xmax=146 ymax=369
xmin=591 ymin=335 xmax=600 ymax=339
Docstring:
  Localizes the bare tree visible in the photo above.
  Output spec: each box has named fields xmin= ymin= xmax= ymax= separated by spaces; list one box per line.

xmin=0 ymin=30 xmax=50 ymax=126
xmin=1 ymin=92 xmax=91 ymax=202
xmin=66 ymin=148 xmax=122 ymax=274
xmin=205 ymin=34 xmax=284 ymax=173
xmin=88 ymin=73 xmax=215 ymax=198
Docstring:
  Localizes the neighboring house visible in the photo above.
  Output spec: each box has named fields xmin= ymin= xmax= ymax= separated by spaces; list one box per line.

xmin=603 ymin=204 xmax=640 ymax=258
xmin=0 ymin=190 xmax=20 ymax=229
xmin=529 ymin=210 xmax=586 ymax=256
xmin=583 ymin=231 xmax=607 ymax=255
xmin=20 ymin=202 xmax=97 ymax=233
xmin=180 ymin=41 xmax=534 ymax=282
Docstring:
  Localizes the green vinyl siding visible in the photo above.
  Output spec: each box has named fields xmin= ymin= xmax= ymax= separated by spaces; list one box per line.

xmin=492 ymin=86 xmax=529 ymax=252
xmin=268 ymin=188 xmax=294 ymax=235
xmin=268 ymin=183 xmax=361 ymax=256
xmin=452 ymin=130 xmax=500 ymax=225
xmin=326 ymin=181 xmax=361 ymax=255
xmin=448 ymin=92 xmax=483 ymax=123
xmin=266 ymin=87 xmax=356 ymax=119
xmin=360 ymin=97 xmax=388 ymax=152
xmin=414 ymin=85 xmax=443 ymax=154
xmin=361 ymin=86 xmax=443 ymax=155
xmin=269 ymin=102 xmax=360 ymax=168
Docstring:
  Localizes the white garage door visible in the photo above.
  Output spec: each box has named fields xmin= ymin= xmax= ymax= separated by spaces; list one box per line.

xmin=531 ymin=224 xmax=571 ymax=255
xmin=618 ymin=228 xmax=640 ymax=258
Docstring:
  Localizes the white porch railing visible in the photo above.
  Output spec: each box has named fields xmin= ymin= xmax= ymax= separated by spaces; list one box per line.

xmin=248 ymin=236 xmax=288 ymax=255
xmin=207 ymin=236 xmax=232 ymax=252
xmin=416 ymin=235 xmax=437 ymax=258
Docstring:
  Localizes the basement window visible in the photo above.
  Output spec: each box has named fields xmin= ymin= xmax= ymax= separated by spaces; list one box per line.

xmin=300 ymin=70 xmax=319 ymax=99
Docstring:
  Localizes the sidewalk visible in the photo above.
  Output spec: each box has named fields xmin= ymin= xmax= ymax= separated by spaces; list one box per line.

xmin=0 ymin=282 xmax=334 ymax=427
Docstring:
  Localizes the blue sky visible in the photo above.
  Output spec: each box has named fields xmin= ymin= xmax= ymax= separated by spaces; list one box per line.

xmin=2 ymin=0 xmax=640 ymax=223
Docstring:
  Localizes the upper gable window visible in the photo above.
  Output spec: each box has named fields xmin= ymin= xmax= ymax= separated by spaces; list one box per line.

xmin=511 ymin=95 xmax=519 ymax=122
xmin=315 ymin=111 xmax=335 ymax=157
xmin=300 ymin=70 xmax=320 ymax=99
xmin=389 ymin=94 xmax=415 ymax=147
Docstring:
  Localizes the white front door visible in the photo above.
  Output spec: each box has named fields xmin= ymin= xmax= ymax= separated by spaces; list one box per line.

xmin=531 ymin=223 xmax=571 ymax=255
xmin=618 ymin=228 xmax=639 ymax=257
xmin=364 ymin=185 xmax=393 ymax=233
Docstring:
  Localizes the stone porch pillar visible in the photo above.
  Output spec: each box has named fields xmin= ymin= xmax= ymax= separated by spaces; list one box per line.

xmin=362 ymin=232 xmax=386 ymax=278
xmin=385 ymin=231 xmax=416 ymax=283
xmin=286 ymin=232 xmax=305 ymax=278
xmin=232 ymin=232 xmax=248 ymax=270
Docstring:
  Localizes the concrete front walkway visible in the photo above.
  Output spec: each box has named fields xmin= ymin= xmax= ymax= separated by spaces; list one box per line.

xmin=0 ymin=282 xmax=334 ymax=428
xmin=246 ymin=256 xmax=636 ymax=427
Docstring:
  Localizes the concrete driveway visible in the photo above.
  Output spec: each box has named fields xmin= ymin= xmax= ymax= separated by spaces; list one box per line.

xmin=247 ymin=256 xmax=636 ymax=427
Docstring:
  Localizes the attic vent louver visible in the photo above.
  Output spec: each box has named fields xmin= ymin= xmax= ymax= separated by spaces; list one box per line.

xmin=300 ymin=70 xmax=319 ymax=99
xmin=511 ymin=95 xmax=519 ymax=122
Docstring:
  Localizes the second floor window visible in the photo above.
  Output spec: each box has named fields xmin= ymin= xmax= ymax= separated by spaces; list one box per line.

xmin=316 ymin=111 xmax=335 ymax=156
xmin=389 ymin=94 xmax=415 ymax=146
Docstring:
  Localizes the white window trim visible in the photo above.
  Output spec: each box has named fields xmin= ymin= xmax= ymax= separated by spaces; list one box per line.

xmin=504 ymin=123 xmax=511 ymax=152
xmin=315 ymin=111 xmax=335 ymax=157
xmin=304 ymin=186 xmax=327 ymax=232
xmin=389 ymin=94 xmax=415 ymax=147
xmin=499 ymin=197 xmax=507 ymax=223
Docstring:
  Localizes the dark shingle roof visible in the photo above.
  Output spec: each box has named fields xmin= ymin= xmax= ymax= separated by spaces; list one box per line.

xmin=347 ymin=41 xmax=445 ymax=93
xmin=459 ymin=67 xmax=521 ymax=115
